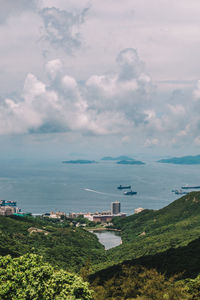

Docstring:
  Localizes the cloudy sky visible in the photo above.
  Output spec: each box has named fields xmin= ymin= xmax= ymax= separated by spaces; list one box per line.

xmin=1 ymin=0 xmax=200 ymax=159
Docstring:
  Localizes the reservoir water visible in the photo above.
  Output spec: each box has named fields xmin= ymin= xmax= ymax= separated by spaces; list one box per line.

xmin=93 ymin=231 xmax=122 ymax=250
xmin=0 ymin=159 xmax=199 ymax=215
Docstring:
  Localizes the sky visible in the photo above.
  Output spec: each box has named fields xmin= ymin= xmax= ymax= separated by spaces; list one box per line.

xmin=1 ymin=0 xmax=200 ymax=160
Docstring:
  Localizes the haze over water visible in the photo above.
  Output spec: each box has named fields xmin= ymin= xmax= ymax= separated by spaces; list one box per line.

xmin=0 ymin=159 xmax=199 ymax=215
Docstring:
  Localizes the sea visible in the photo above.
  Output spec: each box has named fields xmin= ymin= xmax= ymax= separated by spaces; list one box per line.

xmin=0 ymin=159 xmax=199 ymax=216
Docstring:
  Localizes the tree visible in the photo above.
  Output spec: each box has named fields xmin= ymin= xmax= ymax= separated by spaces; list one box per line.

xmin=0 ymin=254 xmax=92 ymax=299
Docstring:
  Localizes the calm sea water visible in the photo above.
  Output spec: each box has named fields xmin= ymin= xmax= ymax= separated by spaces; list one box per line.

xmin=0 ymin=160 xmax=199 ymax=215
xmin=93 ymin=231 xmax=122 ymax=250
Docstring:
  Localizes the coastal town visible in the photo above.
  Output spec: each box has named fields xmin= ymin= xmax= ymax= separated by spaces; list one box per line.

xmin=0 ymin=199 xmax=144 ymax=223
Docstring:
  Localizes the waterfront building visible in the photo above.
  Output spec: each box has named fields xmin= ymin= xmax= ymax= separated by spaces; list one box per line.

xmin=0 ymin=206 xmax=15 ymax=216
xmin=111 ymin=201 xmax=121 ymax=215
xmin=68 ymin=212 xmax=84 ymax=219
xmin=48 ymin=211 xmax=66 ymax=219
xmin=0 ymin=200 xmax=21 ymax=216
xmin=0 ymin=200 xmax=17 ymax=207
xmin=93 ymin=215 xmax=113 ymax=223
xmin=69 ymin=201 xmax=126 ymax=224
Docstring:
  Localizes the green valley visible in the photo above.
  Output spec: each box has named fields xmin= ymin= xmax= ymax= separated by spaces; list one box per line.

xmin=1 ymin=192 xmax=200 ymax=299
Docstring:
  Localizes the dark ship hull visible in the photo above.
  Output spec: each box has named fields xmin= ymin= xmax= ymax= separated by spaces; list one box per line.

xmin=117 ymin=185 xmax=131 ymax=190
xmin=123 ymin=191 xmax=137 ymax=195
xmin=181 ymin=186 xmax=200 ymax=189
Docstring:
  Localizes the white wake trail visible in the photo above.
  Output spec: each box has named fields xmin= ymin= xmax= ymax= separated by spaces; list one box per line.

xmin=84 ymin=188 xmax=120 ymax=197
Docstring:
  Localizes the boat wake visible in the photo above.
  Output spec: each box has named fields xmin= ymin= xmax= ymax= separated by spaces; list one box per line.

xmin=84 ymin=188 xmax=120 ymax=197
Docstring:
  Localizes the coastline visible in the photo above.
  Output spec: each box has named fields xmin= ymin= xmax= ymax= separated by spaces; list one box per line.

xmin=86 ymin=228 xmax=121 ymax=232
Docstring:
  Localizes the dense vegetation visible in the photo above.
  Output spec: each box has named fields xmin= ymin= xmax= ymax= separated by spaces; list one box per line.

xmin=0 ymin=254 xmax=92 ymax=299
xmin=90 ymin=236 xmax=200 ymax=284
xmin=0 ymin=215 xmax=105 ymax=272
xmin=91 ymin=266 xmax=191 ymax=300
xmin=87 ymin=192 xmax=200 ymax=299
xmin=1 ymin=192 xmax=200 ymax=298
xmin=101 ymin=192 xmax=200 ymax=266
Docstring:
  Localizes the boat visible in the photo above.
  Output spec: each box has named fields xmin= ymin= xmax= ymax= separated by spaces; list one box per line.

xmin=173 ymin=189 xmax=188 ymax=195
xmin=117 ymin=185 xmax=131 ymax=190
xmin=123 ymin=190 xmax=137 ymax=195
xmin=181 ymin=185 xmax=200 ymax=189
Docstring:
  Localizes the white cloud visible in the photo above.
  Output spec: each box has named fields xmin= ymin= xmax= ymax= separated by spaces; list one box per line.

xmin=39 ymin=6 xmax=89 ymax=54
xmin=46 ymin=59 xmax=63 ymax=81
xmin=2 ymin=46 xmax=200 ymax=151
xmin=0 ymin=49 xmax=153 ymax=136
xmin=145 ymin=138 xmax=159 ymax=147
xmin=2 ymin=0 xmax=200 ymax=152
xmin=194 ymin=136 xmax=200 ymax=145
xmin=193 ymin=80 xmax=200 ymax=100
xmin=168 ymin=104 xmax=185 ymax=116
xmin=23 ymin=74 xmax=46 ymax=101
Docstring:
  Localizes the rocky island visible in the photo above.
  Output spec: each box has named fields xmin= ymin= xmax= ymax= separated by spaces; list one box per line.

xmin=62 ymin=160 xmax=97 ymax=164
xmin=101 ymin=156 xmax=134 ymax=161
xmin=117 ymin=159 xmax=145 ymax=165
xmin=158 ymin=155 xmax=200 ymax=164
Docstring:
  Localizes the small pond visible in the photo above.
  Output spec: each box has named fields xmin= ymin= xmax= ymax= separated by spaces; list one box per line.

xmin=93 ymin=230 xmax=122 ymax=250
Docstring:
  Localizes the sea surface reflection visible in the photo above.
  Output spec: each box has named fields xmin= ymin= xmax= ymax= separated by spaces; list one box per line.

xmin=93 ymin=230 xmax=122 ymax=250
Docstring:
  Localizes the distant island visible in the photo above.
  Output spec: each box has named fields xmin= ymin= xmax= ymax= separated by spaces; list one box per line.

xmin=117 ymin=160 xmax=145 ymax=165
xmin=158 ymin=155 xmax=200 ymax=165
xmin=101 ymin=156 xmax=134 ymax=161
xmin=62 ymin=160 xmax=96 ymax=164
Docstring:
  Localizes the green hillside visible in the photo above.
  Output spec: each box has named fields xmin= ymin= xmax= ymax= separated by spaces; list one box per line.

xmin=89 ymin=193 xmax=200 ymax=299
xmin=96 ymin=192 xmax=200 ymax=268
xmin=0 ymin=215 xmax=105 ymax=272
xmin=90 ymin=237 xmax=200 ymax=284
xmin=1 ymin=193 xmax=200 ymax=299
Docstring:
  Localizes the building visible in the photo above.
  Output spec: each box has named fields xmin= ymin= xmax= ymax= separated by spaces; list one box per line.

xmin=134 ymin=207 xmax=144 ymax=214
xmin=111 ymin=201 xmax=121 ymax=215
xmin=48 ymin=211 xmax=66 ymax=219
xmin=69 ymin=201 xmax=126 ymax=224
xmin=0 ymin=200 xmax=20 ymax=216
xmin=93 ymin=215 xmax=113 ymax=223
xmin=0 ymin=200 xmax=17 ymax=207
xmin=92 ymin=213 xmax=126 ymax=223
xmin=0 ymin=206 xmax=16 ymax=216
xmin=68 ymin=212 xmax=84 ymax=219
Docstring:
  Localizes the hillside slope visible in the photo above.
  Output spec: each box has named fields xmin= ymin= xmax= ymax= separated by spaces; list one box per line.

xmin=100 ymin=192 xmax=200 ymax=267
xmin=0 ymin=215 xmax=105 ymax=272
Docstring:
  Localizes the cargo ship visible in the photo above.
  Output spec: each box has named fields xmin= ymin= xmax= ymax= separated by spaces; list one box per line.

xmin=172 ymin=189 xmax=188 ymax=195
xmin=117 ymin=185 xmax=131 ymax=190
xmin=123 ymin=190 xmax=137 ymax=195
xmin=181 ymin=185 xmax=200 ymax=189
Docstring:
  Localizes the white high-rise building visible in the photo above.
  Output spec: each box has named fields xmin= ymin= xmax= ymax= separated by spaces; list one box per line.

xmin=111 ymin=201 xmax=121 ymax=215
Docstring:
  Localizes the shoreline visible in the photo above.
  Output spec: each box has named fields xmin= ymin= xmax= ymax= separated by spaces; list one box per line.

xmin=86 ymin=228 xmax=121 ymax=232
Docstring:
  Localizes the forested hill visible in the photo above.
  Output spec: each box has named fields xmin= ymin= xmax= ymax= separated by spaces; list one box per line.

xmin=99 ymin=192 xmax=200 ymax=266
xmin=90 ymin=236 xmax=200 ymax=284
xmin=90 ymin=236 xmax=200 ymax=300
xmin=90 ymin=192 xmax=200 ymax=299
xmin=1 ymin=193 xmax=200 ymax=299
xmin=0 ymin=215 xmax=105 ymax=272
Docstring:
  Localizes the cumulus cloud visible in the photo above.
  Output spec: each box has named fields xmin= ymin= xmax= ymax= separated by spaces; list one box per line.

xmin=86 ymin=48 xmax=153 ymax=127
xmin=45 ymin=59 xmax=63 ymax=81
xmin=39 ymin=6 xmax=89 ymax=54
xmin=193 ymin=80 xmax=200 ymax=100
xmin=0 ymin=48 xmax=153 ymax=136
xmin=1 ymin=46 xmax=200 ymax=150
